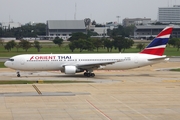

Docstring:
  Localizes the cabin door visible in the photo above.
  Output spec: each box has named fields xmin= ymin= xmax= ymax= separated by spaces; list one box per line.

xmin=21 ymin=58 xmax=25 ymax=65
xmin=134 ymin=56 xmax=138 ymax=64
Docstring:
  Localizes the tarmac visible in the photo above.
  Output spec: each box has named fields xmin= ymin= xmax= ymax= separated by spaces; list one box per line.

xmin=0 ymin=62 xmax=180 ymax=120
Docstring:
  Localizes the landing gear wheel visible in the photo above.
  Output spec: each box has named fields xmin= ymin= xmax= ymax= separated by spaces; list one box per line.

xmin=90 ymin=73 xmax=95 ymax=77
xmin=87 ymin=73 xmax=91 ymax=77
xmin=84 ymin=72 xmax=87 ymax=76
xmin=17 ymin=71 xmax=20 ymax=77
xmin=84 ymin=72 xmax=95 ymax=77
xmin=17 ymin=74 xmax=20 ymax=77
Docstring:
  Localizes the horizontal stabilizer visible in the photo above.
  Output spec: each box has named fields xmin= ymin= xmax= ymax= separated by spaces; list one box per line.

xmin=148 ymin=56 xmax=168 ymax=61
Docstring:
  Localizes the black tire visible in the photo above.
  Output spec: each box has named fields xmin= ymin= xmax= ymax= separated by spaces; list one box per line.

xmin=17 ymin=74 xmax=20 ymax=77
xmin=84 ymin=72 xmax=87 ymax=76
xmin=91 ymin=73 xmax=95 ymax=77
xmin=87 ymin=73 xmax=90 ymax=77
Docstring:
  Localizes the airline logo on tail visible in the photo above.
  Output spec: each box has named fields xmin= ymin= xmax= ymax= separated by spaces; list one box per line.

xmin=140 ymin=26 xmax=173 ymax=56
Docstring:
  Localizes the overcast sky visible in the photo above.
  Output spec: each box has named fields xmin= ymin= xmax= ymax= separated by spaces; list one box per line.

xmin=0 ymin=0 xmax=180 ymax=24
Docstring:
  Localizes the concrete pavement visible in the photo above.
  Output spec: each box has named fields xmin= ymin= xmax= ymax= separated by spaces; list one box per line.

xmin=0 ymin=62 xmax=180 ymax=120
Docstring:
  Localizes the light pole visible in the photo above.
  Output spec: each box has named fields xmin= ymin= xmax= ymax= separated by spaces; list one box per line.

xmin=116 ymin=16 xmax=120 ymax=25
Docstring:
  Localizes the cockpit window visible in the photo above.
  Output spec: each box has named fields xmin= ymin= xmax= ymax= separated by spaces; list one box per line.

xmin=8 ymin=59 xmax=14 ymax=61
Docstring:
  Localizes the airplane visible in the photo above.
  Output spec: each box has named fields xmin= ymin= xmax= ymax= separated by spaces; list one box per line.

xmin=4 ymin=26 xmax=173 ymax=77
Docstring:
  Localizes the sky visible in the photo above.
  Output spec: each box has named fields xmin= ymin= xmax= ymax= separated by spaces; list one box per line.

xmin=0 ymin=0 xmax=180 ymax=24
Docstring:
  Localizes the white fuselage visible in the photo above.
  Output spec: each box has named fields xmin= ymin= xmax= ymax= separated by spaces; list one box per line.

xmin=4 ymin=53 xmax=165 ymax=72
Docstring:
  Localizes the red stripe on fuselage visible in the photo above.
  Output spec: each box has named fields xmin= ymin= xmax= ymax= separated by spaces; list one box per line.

xmin=140 ymin=48 xmax=165 ymax=56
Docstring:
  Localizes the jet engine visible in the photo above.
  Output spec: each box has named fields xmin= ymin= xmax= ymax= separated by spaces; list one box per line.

xmin=64 ymin=66 xmax=83 ymax=74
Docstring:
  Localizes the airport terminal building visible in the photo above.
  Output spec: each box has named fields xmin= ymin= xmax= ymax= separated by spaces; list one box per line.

xmin=158 ymin=5 xmax=180 ymax=24
xmin=134 ymin=25 xmax=180 ymax=39
xmin=46 ymin=20 xmax=86 ymax=40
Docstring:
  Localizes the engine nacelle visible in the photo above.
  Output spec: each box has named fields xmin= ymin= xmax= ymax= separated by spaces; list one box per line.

xmin=62 ymin=66 xmax=84 ymax=74
xmin=64 ymin=66 xmax=77 ymax=74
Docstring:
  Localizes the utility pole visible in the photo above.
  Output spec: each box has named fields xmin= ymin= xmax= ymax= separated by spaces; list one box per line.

xmin=116 ymin=16 xmax=120 ymax=24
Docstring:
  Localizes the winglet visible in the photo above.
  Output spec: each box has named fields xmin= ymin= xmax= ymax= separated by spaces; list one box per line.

xmin=140 ymin=26 xmax=173 ymax=56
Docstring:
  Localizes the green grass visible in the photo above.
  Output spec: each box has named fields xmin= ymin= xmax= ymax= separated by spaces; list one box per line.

xmin=170 ymin=68 xmax=180 ymax=72
xmin=0 ymin=41 xmax=180 ymax=57
xmin=0 ymin=62 xmax=6 ymax=68
xmin=0 ymin=80 xmax=92 ymax=84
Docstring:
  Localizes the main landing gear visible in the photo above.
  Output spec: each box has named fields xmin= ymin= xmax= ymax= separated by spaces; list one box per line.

xmin=84 ymin=69 xmax=95 ymax=77
xmin=17 ymin=71 xmax=20 ymax=77
xmin=84 ymin=72 xmax=95 ymax=77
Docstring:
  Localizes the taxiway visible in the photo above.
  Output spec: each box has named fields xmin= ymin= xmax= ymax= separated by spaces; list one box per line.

xmin=0 ymin=62 xmax=180 ymax=120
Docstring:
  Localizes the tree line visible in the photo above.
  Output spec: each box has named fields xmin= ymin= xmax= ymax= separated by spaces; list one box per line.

xmin=1 ymin=39 xmax=42 ymax=52
xmin=168 ymin=38 xmax=180 ymax=51
xmin=2 ymin=36 xmax=180 ymax=53
xmin=66 ymin=25 xmax=135 ymax=52
xmin=0 ymin=23 xmax=46 ymax=39
xmin=68 ymin=36 xmax=134 ymax=52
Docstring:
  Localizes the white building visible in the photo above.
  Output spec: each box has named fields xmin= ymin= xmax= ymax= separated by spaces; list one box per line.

xmin=94 ymin=27 xmax=108 ymax=37
xmin=105 ymin=22 xmax=118 ymax=29
xmin=122 ymin=18 xmax=152 ymax=27
xmin=158 ymin=5 xmax=180 ymax=23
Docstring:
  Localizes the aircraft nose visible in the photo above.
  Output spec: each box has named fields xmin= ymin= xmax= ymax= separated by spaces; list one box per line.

xmin=4 ymin=61 xmax=9 ymax=67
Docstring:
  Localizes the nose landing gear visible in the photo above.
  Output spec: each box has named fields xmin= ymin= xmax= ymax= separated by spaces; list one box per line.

xmin=17 ymin=71 xmax=20 ymax=77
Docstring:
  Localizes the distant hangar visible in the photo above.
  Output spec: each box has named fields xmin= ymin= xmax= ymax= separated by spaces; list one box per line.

xmin=46 ymin=20 xmax=86 ymax=40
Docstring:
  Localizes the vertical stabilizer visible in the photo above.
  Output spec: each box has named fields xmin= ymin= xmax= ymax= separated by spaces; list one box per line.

xmin=140 ymin=26 xmax=173 ymax=56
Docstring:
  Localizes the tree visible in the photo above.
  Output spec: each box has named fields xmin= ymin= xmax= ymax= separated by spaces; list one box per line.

xmin=15 ymin=43 xmax=20 ymax=52
xmin=176 ymin=39 xmax=180 ymax=51
xmin=53 ymin=37 xmax=63 ymax=49
xmin=4 ymin=40 xmax=16 ymax=52
xmin=113 ymin=37 xmax=126 ymax=52
xmin=107 ymin=25 xmax=135 ymax=38
xmin=0 ymin=23 xmax=46 ymax=38
xmin=69 ymin=42 xmax=76 ymax=52
xmin=85 ymin=40 xmax=95 ymax=52
xmin=19 ymin=40 xmax=32 ymax=52
xmin=87 ymin=30 xmax=98 ymax=37
xmin=136 ymin=43 xmax=145 ymax=51
xmin=92 ymin=20 xmax=96 ymax=25
xmin=113 ymin=37 xmax=134 ymax=52
xmin=107 ymin=25 xmax=124 ymax=37
xmin=0 ymin=39 xmax=4 ymax=46
xmin=91 ymin=38 xmax=103 ymax=52
xmin=4 ymin=43 xmax=12 ymax=52
xmin=103 ymin=38 xmax=113 ymax=52
xmin=34 ymin=40 xmax=42 ymax=52
xmin=123 ymin=39 xmax=134 ymax=52
xmin=95 ymin=24 xmax=105 ymax=27
xmin=35 ymin=23 xmax=46 ymax=35
xmin=76 ymin=39 xmax=86 ymax=52
xmin=169 ymin=38 xmax=179 ymax=47
xmin=74 ymin=39 xmax=94 ymax=52
xmin=68 ymin=32 xmax=88 ymax=41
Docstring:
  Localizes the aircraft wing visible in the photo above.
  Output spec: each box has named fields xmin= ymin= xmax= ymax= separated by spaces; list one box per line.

xmin=76 ymin=60 xmax=121 ymax=69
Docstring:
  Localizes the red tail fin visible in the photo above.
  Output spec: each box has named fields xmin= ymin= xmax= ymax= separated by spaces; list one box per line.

xmin=140 ymin=26 xmax=173 ymax=56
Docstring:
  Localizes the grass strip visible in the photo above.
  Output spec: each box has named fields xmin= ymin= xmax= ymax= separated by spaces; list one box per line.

xmin=0 ymin=62 xmax=6 ymax=68
xmin=170 ymin=68 xmax=180 ymax=72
